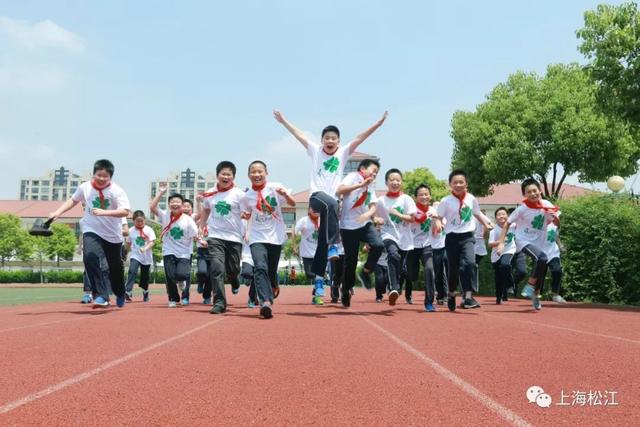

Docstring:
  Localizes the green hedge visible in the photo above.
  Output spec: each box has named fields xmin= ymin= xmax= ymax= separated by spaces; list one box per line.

xmin=558 ymin=194 xmax=640 ymax=305
xmin=0 ymin=270 xmax=83 ymax=283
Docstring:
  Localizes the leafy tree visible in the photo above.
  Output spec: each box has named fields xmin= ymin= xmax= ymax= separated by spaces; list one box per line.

xmin=45 ymin=223 xmax=77 ymax=267
xmin=577 ymin=2 xmax=640 ymax=125
xmin=451 ymin=63 xmax=639 ymax=198
xmin=0 ymin=214 xmax=33 ymax=268
xmin=283 ymin=234 xmax=301 ymax=262
xmin=401 ymin=167 xmax=449 ymax=201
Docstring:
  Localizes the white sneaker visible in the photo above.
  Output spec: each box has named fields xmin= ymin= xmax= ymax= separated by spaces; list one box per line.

xmin=552 ymin=294 xmax=567 ymax=304
xmin=168 ymin=301 xmax=177 ymax=308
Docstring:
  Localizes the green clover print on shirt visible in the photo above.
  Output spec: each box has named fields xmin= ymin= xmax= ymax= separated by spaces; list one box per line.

xmin=215 ymin=200 xmax=232 ymax=216
xmin=323 ymin=157 xmax=340 ymax=173
xmin=312 ymin=230 xmax=319 ymax=241
xmin=420 ymin=218 xmax=432 ymax=233
xmin=92 ymin=197 xmax=110 ymax=209
xmin=547 ymin=228 xmax=557 ymax=243
xmin=390 ymin=206 xmax=405 ymax=224
xmin=169 ymin=226 xmax=184 ymax=240
xmin=531 ymin=214 xmax=545 ymax=230
xmin=261 ymin=195 xmax=278 ymax=213
xmin=506 ymin=231 xmax=514 ymax=244
xmin=460 ymin=205 xmax=472 ymax=223
xmin=135 ymin=236 xmax=146 ymax=247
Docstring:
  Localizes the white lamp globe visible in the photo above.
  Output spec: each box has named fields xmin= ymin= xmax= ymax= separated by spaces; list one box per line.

xmin=607 ymin=176 xmax=625 ymax=193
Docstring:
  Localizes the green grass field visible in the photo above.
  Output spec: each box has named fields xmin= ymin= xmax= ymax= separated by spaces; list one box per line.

xmin=0 ymin=286 xmax=166 ymax=306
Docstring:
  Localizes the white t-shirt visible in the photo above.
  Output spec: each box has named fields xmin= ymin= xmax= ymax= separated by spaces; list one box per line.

xmin=436 ymin=193 xmax=481 ymax=235
xmin=508 ymin=201 xmax=560 ymax=252
xmin=376 ymin=193 xmax=417 ymax=251
xmin=474 ymin=219 xmax=488 ymax=256
xmin=157 ymin=210 xmax=198 ymax=259
xmin=72 ymin=181 xmax=131 ymax=244
xmin=294 ymin=216 xmax=319 ymax=259
xmin=201 ymin=186 xmax=246 ymax=244
xmin=489 ymin=224 xmax=516 ymax=263
xmin=339 ymin=172 xmax=377 ymax=230
xmin=307 ymin=141 xmax=354 ymax=196
xmin=410 ymin=205 xmax=437 ymax=248
xmin=543 ymin=223 xmax=560 ymax=262
xmin=242 ymin=182 xmax=290 ymax=245
xmin=128 ymin=225 xmax=156 ymax=265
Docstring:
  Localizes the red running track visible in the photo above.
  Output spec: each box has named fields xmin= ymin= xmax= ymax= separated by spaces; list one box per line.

xmin=0 ymin=287 xmax=638 ymax=426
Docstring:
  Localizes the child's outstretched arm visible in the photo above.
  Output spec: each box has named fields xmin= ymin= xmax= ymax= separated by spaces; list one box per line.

xmin=150 ymin=183 xmax=167 ymax=217
xmin=48 ymin=198 xmax=79 ymax=221
xmin=348 ymin=111 xmax=388 ymax=154
xmin=273 ymin=110 xmax=312 ymax=149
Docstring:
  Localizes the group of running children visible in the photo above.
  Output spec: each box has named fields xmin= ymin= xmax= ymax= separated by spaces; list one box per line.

xmin=48 ymin=110 xmax=566 ymax=319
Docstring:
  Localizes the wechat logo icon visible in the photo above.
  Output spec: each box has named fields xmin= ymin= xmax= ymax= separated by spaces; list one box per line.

xmin=527 ymin=385 xmax=552 ymax=408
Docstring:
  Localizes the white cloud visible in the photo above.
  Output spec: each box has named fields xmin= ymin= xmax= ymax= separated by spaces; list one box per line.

xmin=0 ymin=16 xmax=85 ymax=53
xmin=0 ymin=62 xmax=67 ymax=91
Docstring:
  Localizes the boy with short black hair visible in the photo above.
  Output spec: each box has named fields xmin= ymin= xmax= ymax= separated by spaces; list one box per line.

xmin=125 ymin=210 xmax=156 ymax=302
xmin=488 ymin=207 xmax=516 ymax=305
xmin=242 ymin=160 xmax=296 ymax=319
xmin=374 ymin=168 xmax=417 ymax=306
xmin=496 ymin=177 xmax=560 ymax=310
xmin=273 ymin=110 xmax=388 ymax=299
xmin=435 ymin=169 xmax=493 ymax=311
xmin=151 ymin=185 xmax=199 ymax=307
xmin=407 ymin=184 xmax=438 ymax=311
xmin=49 ymin=159 xmax=131 ymax=308
xmin=198 ymin=161 xmax=247 ymax=314
xmin=336 ymin=158 xmax=384 ymax=307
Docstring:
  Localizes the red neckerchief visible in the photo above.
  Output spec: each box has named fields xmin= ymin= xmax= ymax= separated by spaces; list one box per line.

xmin=252 ymin=182 xmax=275 ymax=217
xmin=414 ymin=202 xmax=430 ymax=224
xmin=386 ymin=190 xmax=403 ymax=198
xmin=522 ymin=198 xmax=559 ymax=213
xmin=91 ymin=180 xmax=111 ymax=209
xmin=352 ymin=171 xmax=369 ymax=209
xmin=309 ymin=214 xmax=319 ymax=230
xmin=135 ymin=225 xmax=148 ymax=241
xmin=161 ymin=212 xmax=183 ymax=237
xmin=201 ymin=182 xmax=234 ymax=198
xmin=452 ymin=191 xmax=467 ymax=217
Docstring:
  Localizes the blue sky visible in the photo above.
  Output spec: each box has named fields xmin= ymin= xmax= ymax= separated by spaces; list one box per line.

xmin=1 ymin=0 xmax=635 ymax=209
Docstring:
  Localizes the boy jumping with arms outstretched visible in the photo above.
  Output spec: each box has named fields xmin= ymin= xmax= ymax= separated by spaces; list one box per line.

xmin=273 ymin=109 xmax=387 ymax=299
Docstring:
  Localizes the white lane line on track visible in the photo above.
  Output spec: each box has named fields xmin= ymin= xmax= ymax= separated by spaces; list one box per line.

xmin=0 ymin=317 xmax=226 ymax=415
xmin=361 ymin=316 xmax=533 ymax=427
xmin=0 ymin=317 xmax=89 ymax=334
xmin=483 ymin=313 xmax=640 ymax=345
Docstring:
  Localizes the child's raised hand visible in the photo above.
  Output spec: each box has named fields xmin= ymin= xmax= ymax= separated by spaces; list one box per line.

xmin=158 ymin=183 xmax=168 ymax=194
xmin=273 ymin=110 xmax=285 ymax=123
xmin=361 ymin=176 xmax=374 ymax=187
xmin=195 ymin=194 xmax=204 ymax=202
xmin=276 ymin=187 xmax=288 ymax=196
xmin=377 ymin=111 xmax=389 ymax=126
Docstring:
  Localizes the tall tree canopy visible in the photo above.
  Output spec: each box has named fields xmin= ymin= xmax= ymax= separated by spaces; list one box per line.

xmin=451 ymin=63 xmax=639 ymax=198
